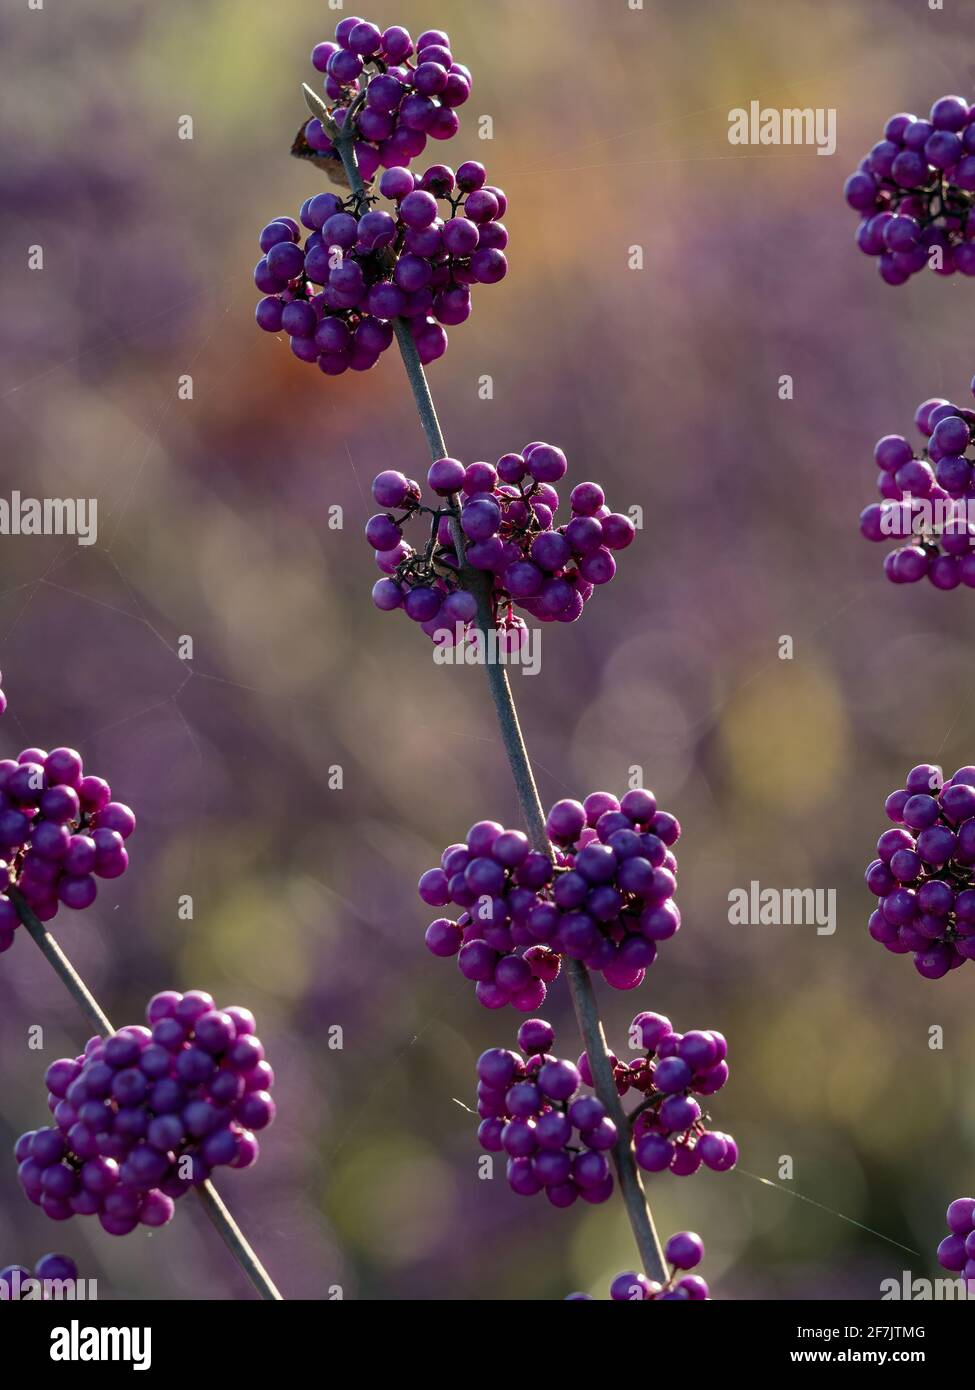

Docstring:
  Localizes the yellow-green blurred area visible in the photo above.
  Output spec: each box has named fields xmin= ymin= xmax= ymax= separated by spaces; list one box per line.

xmin=1 ymin=0 xmax=974 ymax=1299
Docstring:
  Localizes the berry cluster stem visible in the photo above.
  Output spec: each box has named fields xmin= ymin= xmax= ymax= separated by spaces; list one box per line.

xmin=391 ymin=316 xmax=447 ymax=463
xmin=194 ymin=1180 xmax=279 ymax=1295
xmin=466 ymin=641 xmax=667 ymax=1284
xmin=8 ymin=889 xmax=282 ymax=1301
xmin=563 ymin=960 xmax=666 ymax=1281
xmin=10 ymin=887 xmax=113 ymax=1037
xmin=330 ymin=102 xmax=668 ymax=1286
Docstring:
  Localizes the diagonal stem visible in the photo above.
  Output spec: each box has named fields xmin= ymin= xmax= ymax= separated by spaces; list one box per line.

xmin=8 ymin=888 xmax=283 ymax=1301
xmin=456 ymin=645 xmax=668 ymax=1284
xmin=331 ymin=127 xmax=667 ymax=1283
xmin=391 ymin=317 xmax=448 ymax=462
xmin=9 ymin=888 xmax=113 ymax=1037
xmin=193 ymin=1179 xmax=280 ymax=1295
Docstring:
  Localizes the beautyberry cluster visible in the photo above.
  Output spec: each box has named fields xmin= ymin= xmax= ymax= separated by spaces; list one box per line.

xmin=0 ymin=1254 xmax=78 ymax=1299
xmin=476 ymin=1019 xmax=616 ymax=1208
xmin=377 ymin=161 xmax=508 ymax=299
xmin=866 ymin=764 xmax=975 ymax=978
xmin=254 ymin=161 xmax=506 ymax=372
xmin=369 ymin=446 xmax=635 ymax=639
xmin=566 ymin=1233 xmax=709 ymax=1300
xmin=421 ymin=790 xmax=680 ymax=1008
xmin=0 ymin=746 xmax=134 ymax=951
xmin=304 ymin=20 xmax=471 ymax=184
xmin=859 ymin=383 xmax=975 ymax=586
xmin=845 ymin=95 xmax=975 ymax=283
xmin=936 ymin=1197 xmax=975 ymax=1289
xmin=612 ymin=1010 xmax=737 ymax=1178
xmin=15 ymin=991 xmax=274 ymax=1235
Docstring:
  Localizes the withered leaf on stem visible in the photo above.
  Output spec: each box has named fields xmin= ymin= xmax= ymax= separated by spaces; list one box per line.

xmin=290 ymin=123 xmax=352 ymax=188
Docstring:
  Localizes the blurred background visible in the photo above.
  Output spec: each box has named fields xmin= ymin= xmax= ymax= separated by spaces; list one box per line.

xmin=1 ymin=0 xmax=974 ymax=1301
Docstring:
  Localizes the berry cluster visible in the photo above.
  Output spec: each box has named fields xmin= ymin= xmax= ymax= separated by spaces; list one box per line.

xmin=304 ymin=20 xmax=471 ymax=185
xmin=0 ymin=1253 xmax=79 ymax=1300
xmin=866 ymin=764 xmax=975 ymax=978
xmin=254 ymin=161 xmax=506 ymax=372
xmin=369 ymin=446 xmax=635 ymax=639
xmin=566 ymin=1233 xmax=709 ymax=1300
xmin=377 ymin=162 xmax=508 ymax=300
xmin=421 ymin=790 xmax=680 ymax=1008
xmin=609 ymin=1010 xmax=737 ymax=1178
xmin=476 ymin=1020 xmax=616 ymax=1208
xmin=0 ymin=746 xmax=134 ymax=951
xmin=936 ymin=1197 xmax=975 ymax=1288
xmin=844 ymin=95 xmax=975 ymax=283
xmin=859 ymin=384 xmax=975 ymax=587
xmin=15 ymin=991 xmax=274 ymax=1235
xmin=0 ymin=668 xmax=6 ymax=717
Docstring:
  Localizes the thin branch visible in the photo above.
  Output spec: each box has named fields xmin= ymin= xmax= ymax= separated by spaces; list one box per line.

xmin=329 ymin=118 xmax=668 ymax=1282
xmin=194 ymin=1180 xmax=282 ymax=1300
xmin=10 ymin=888 xmax=113 ymax=1038
xmin=391 ymin=317 xmax=449 ymax=462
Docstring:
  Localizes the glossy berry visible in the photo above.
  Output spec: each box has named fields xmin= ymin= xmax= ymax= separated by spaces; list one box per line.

xmin=367 ymin=443 xmax=634 ymax=643
xmin=0 ymin=746 xmax=134 ymax=945
xmin=621 ymin=1011 xmax=736 ymax=1178
xmin=302 ymin=19 xmax=470 ymax=188
xmin=15 ymin=993 xmax=274 ymax=1235
xmin=845 ymin=95 xmax=975 ymax=284
xmin=475 ymin=1021 xmax=615 ymax=1208
xmin=867 ymin=765 xmax=975 ymax=977
xmin=0 ymin=1253 xmax=79 ymax=1299
xmin=255 ymin=161 xmax=507 ymax=373
xmin=420 ymin=791 xmax=680 ymax=1005
xmin=860 ymin=388 xmax=975 ymax=585
xmin=937 ymin=1197 xmax=975 ymax=1289
xmin=566 ymin=1233 xmax=711 ymax=1300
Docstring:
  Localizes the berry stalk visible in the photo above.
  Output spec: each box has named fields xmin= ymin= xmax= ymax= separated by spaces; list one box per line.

xmin=563 ymin=959 xmax=667 ymax=1281
xmin=391 ymin=315 xmax=448 ymax=466
xmin=9 ymin=887 xmax=113 ymax=1037
xmin=8 ymin=889 xmax=282 ymax=1301
xmin=328 ymin=94 xmax=667 ymax=1284
xmin=321 ymin=84 xmax=477 ymax=582
xmin=194 ymin=1181 xmax=282 ymax=1299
